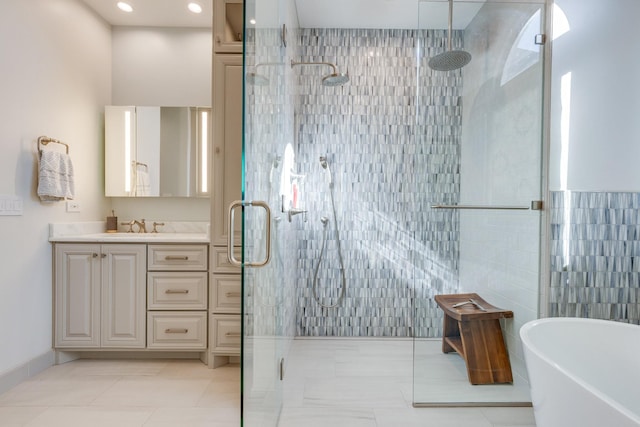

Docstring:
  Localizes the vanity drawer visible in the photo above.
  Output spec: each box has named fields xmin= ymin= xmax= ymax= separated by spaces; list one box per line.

xmin=211 ymin=274 xmax=241 ymax=313
xmin=148 ymin=245 xmax=208 ymax=271
xmin=148 ymin=272 xmax=208 ymax=310
xmin=147 ymin=312 xmax=207 ymax=350
xmin=211 ymin=315 xmax=241 ymax=354
xmin=211 ymin=246 xmax=241 ymax=273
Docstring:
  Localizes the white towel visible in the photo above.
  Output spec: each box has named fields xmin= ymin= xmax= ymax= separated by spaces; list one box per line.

xmin=135 ymin=165 xmax=151 ymax=196
xmin=37 ymin=150 xmax=75 ymax=201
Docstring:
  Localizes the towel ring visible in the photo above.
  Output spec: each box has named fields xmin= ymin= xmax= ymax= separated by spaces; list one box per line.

xmin=38 ymin=136 xmax=69 ymax=154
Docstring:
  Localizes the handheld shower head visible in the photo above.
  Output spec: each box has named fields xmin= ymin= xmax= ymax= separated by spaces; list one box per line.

xmin=320 ymin=217 xmax=330 ymax=227
xmin=319 ymin=156 xmax=332 ymax=186
xmin=319 ymin=156 xmax=328 ymax=169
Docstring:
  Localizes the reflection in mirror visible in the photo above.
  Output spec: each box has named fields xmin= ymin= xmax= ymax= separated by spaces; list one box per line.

xmin=105 ymin=106 xmax=211 ymax=198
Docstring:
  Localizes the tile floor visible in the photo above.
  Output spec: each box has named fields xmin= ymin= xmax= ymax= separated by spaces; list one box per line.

xmin=0 ymin=359 xmax=240 ymax=426
xmin=0 ymin=339 xmax=537 ymax=426
xmin=278 ymin=339 xmax=536 ymax=427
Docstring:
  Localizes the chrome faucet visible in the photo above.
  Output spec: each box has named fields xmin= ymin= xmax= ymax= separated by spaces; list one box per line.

xmin=133 ymin=219 xmax=147 ymax=233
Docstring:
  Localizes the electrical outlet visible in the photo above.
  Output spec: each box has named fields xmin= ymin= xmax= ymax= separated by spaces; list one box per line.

xmin=66 ymin=201 xmax=81 ymax=213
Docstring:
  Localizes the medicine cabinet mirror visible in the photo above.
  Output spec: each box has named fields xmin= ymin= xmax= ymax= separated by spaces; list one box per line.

xmin=105 ymin=105 xmax=211 ymax=198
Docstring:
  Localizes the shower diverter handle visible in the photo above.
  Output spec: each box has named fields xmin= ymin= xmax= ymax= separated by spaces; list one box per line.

xmin=227 ymin=200 xmax=272 ymax=268
xmin=287 ymin=207 xmax=307 ymax=223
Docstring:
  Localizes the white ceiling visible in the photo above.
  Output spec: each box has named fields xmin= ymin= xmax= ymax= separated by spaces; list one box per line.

xmin=80 ymin=0 xmax=482 ymax=30
xmin=80 ymin=0 xmax=213 ymax=27
xmin=294 ymin=0 xmax=482 ymax=30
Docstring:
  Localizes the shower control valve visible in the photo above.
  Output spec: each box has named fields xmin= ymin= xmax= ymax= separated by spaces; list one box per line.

xmin=287 ymin=208 xmax=307 ymax=223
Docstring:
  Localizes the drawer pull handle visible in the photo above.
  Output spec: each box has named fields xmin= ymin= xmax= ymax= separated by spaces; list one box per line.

xmin=165 ymin=289 xmax=189 ymax=294
xmin=225 ymin=292 xmax=241 ymax=298
xmin=165 ymin=256 xmax=189 ymax=261
xmin=165 ymin=328 xmax=189 ymax=334
xmin=225 ymin=332 xmax=241 ymax=338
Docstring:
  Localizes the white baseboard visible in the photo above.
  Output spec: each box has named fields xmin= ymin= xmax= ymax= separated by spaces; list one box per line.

xmin=0 ymin=350 xmax=55 ymax=396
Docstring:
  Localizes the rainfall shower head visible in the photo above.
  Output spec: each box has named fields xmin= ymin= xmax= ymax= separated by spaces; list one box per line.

xmin=428 ymin=0 xmax=472 ymax=71
xmin=322 ymin=73 xmax=350 ymax=87
xmin=291 ymin=60 xmax=350 ymax=86
xmin=429 ymin=50 xmax=472 ymax=72
xmin=246 ymin=72 xmax=270 ymax=86
xmin=246 ymin=62 xmax=285 ymax=86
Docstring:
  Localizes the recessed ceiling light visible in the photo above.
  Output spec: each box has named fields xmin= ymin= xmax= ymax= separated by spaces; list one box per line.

xmin=117 ymin=1 xmax=133 ymax=12
xmin=249 ymin=18 xmax=257 ymax=25
xmin=188 ymin=2 xmax=203 ymax=14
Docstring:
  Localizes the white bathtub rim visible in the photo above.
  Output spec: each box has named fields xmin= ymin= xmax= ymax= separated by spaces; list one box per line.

xmin=520 ymin=317 xmax=640 ymax=425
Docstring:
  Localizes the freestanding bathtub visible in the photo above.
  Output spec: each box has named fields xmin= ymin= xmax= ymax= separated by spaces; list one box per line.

xmin=520 ymin=317 xmax=640 ymax=427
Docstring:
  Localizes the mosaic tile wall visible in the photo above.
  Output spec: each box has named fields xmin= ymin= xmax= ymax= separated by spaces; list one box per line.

xmin=549 ymin=191 xmax=640 ymax=323
xmin=294 ymin=28 xmax=465 ymax=337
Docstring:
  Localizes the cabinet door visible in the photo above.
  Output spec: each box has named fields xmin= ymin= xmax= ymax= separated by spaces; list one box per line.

xmin=211 ymin=54 xmax=243 ymax=246
xmin=55 ymin=244 xmax=101 ymax=348
xmin=101 ymin=244 xmax=146 ymax=348
xmin=213 ymin=0 xmax=243 ymax=53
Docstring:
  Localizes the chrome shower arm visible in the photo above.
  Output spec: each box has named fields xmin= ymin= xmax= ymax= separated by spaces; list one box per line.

xmin=290 ymin=60 xmax=338 ymax=74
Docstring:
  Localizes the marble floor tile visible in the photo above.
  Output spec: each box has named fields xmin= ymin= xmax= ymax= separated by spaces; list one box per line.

xmin=0 ymin=406 xmax=48 ymax=426
xmin=23 ymin=407 xmax=154 ymax=427
xmin=0 ymin=340 xmax=537 ymax=426
xmin=144 ymin=407 xmax=240 ymax=426
xmin=91 ymin=377 xmax=211 ymax=407
xmin=278 ymin=407 xmax=377 ymax=427
xmin=0 ymin=378 xmax=119 ymax=407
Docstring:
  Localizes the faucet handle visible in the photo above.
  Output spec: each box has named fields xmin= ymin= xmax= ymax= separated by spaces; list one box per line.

xmin=152 ymin=222 xmax=165 ymax=233
xmin=287 ymin=208 xmax=307 ymax=223
xmin=120 ymin=220 xmax=134 ymax=233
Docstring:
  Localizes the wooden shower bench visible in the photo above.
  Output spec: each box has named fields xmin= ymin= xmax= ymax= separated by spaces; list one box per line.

xmin=435 ymin=293 xmax=513 ymax=385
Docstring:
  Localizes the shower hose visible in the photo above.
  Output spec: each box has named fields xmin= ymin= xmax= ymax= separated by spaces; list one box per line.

xmin=312 ymin=182 xmax=346 ymax=308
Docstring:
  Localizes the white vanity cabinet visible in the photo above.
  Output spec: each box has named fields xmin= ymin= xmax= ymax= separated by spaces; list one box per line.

xmin=54 ymin=243 xmax=146 ymax=348
xmin=209 ymin=0 xmax=243 ymax=368
xmin=210 ymin=247 xmax=241 ymax=368
xmin=146 ymin=245 xmax=208 ymax=351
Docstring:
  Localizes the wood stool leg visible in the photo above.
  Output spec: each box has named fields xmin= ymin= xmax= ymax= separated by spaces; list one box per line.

xmin=441 ymin=313 xmax=459 ymax=353
xmin=459 ymin=319 xmax=513 ymax=385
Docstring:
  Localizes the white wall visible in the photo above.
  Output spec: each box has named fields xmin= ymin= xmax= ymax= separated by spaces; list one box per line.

xmin=549 ymin=0 xmax=640 ymax=191
xmin=0 ymin=0 xmax=111 ymax=378
xmin=110 ymin=26 xmax=212 ymax=221
xmin=111 ymin=27 xmax=211 ymax=106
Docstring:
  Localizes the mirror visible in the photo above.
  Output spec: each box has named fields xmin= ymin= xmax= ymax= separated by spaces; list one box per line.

xmin=105 ymin=105 xmax=211 ymax=197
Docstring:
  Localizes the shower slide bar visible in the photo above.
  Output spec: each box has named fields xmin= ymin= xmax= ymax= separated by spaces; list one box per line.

xmin=431 ymin=201 xmax=543 ymax=210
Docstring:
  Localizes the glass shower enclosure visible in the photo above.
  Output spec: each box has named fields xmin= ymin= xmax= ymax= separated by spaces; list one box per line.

xmin=412 ymin=0 xmax=546 ymax=406
xmin=239 ymin=0 xmax=547 ymax=423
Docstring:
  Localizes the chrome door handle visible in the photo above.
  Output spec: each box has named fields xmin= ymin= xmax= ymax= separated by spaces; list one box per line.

xmin=227 ymin=200 xmax=272 ymax=268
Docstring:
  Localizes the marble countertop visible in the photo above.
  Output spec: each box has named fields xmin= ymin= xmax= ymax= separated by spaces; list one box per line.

xmin=49 ymin=221 xmax=209 ymax=243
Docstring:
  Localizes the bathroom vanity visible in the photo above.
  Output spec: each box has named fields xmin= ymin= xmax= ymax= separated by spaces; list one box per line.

xmin=49 ymin=223 xmax=219 ymax=365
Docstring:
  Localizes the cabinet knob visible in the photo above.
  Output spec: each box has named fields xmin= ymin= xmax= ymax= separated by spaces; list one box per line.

xmin=92 ymin=253 xmax=98 ymax=258
xmin=101 ymin=253 xmax=107 ymax=258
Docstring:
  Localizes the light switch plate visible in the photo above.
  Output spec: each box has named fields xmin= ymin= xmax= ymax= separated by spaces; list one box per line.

xmin=0 ymin=195 xmax=23 ymax=216
xmin=0 ymin=195 xmax=22 ymax=216
xmin=66 ymin=201 xmax=81 ymax=213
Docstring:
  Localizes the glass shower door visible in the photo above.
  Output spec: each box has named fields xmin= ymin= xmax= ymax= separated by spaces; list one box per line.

xmin=412 ymin=0 xmax=547 ymax=406
xmin=240 ymin=0 xmax=294 ymax=425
